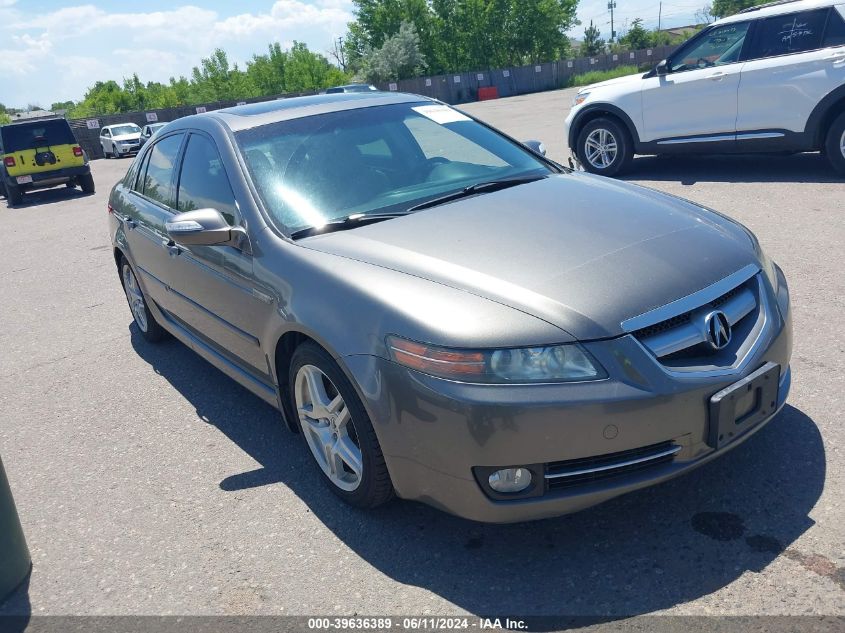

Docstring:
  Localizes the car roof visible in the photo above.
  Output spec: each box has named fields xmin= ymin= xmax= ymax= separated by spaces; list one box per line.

xmin=716 ymin=0 xmax=837 ymax=24
xmin=208 ymin=91 xmax=433 ymax=132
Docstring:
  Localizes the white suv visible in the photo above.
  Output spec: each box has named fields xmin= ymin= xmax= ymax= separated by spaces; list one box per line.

xmin=564 ymin=0 xmax=845 ymax=176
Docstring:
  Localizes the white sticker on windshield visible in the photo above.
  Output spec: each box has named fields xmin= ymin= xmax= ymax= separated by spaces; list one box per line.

xmin=412 ymin=105 xmax=470 ymax=124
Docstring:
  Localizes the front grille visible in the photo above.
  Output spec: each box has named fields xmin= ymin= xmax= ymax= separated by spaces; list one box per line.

xmin=627 ymin=270 xmax=762 ymax=365
xmin=546 ymin=441 xmax=680 ymax=491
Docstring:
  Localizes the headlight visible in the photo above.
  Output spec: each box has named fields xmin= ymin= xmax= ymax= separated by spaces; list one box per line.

xmin=573 ymin=91 xmax=590 ymax=106
xmin=386 ymin=336 xmax=606 ymax=383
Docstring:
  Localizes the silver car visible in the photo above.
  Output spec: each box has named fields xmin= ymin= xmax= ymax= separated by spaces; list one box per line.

xmin=108 ymin=92 xmax=792 ymax=523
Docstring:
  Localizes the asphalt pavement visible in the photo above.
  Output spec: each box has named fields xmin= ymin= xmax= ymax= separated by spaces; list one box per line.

xmin=0 ymin=88 xmax=843 ymax=620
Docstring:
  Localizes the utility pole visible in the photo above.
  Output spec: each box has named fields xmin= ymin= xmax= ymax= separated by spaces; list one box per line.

xmin=658 ymin=2 xmax=663 ymax=31
xmin=608 ymin=1 xmax=617 ymax=42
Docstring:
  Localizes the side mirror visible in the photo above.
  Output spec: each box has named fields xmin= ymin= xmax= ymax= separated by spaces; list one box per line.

xmin=166 ymin=208 xmax=249 ymax=251
xmin=656 ymin=59 xmax=670 ymax=76
xmin=523 ymin=140 xmax=547 ymax=156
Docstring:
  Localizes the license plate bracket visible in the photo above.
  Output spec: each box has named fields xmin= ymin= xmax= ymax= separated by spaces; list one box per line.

xmin=708 ymin=362 xmax=780 ymax=449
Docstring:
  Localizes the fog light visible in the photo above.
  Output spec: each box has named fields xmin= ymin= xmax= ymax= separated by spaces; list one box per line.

xmin=488 ymin=468 xmax=532 ymax=493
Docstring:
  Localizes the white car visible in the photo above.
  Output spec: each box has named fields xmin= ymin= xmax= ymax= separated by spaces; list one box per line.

xmin=99 ymin=123 xmax=142 ymax=159
xmin=564 ymin=0 xmax=845 ymax=176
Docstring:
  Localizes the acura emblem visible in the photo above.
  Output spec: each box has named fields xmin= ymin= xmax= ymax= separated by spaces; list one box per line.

xmin=704 ymin=310 xmax=732 ymax=351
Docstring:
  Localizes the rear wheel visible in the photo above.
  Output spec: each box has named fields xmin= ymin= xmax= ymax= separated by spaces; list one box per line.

xmin=6 ymin=183 xmax=22 ymax=207
xmin=120 ymin=257 xmax=166 ymax=343
xmin=290 ymin=342 xmax=393 ymax=509
xmin=824 ymin=111 xmax=845 ymax=176
xmin=576 ymin=117 xmax=633 ymax=177
xmin=79 ymin=172 xmax=95 ymax=194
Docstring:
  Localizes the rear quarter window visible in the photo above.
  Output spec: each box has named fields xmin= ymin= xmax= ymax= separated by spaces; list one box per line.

xmin=824 ymin=7 xmax=845 ymax=46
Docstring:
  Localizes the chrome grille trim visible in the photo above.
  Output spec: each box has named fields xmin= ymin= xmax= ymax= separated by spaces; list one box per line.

xmin=545 ymin=444 xmax=681 ymax=480
xmin=621 ymin=264 xmax=759 ymax=333
xmin=638 ymin=285 xmax=756 ymax=357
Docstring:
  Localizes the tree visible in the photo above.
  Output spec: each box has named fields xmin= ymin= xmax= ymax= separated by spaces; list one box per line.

xmin=619 ymin=18 xmax=651 ymax=51
xmin=696 ymin=4 xmax=716 ymax=24
xmin=362 ymin=21 xmax=426 ymax=82
xmin=582 ymin=20 xmax=606 ymax=56
xmin=711 ymin=0 xmax=766 ymax=18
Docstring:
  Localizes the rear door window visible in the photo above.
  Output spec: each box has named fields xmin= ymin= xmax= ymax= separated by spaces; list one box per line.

xmin=176 ymin=134 xmax=238 ymax=223
xmin=140 ymin=134 xmax=184 ymax=208
xmin=749 ymin=9 xmax=828 ymax=58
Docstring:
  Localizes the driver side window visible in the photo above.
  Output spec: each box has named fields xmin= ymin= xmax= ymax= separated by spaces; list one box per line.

xmin=670 ymin=22 xmax=751 ymax=72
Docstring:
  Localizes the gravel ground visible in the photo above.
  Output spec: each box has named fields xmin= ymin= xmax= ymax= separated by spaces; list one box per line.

xmin=0 ymin=88 xmax=843 ymax=621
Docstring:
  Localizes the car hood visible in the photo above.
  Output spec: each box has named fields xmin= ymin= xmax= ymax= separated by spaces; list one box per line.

xmin=301 ymin=174 xmax=758 ymax=340
xmin=581 ymin=72 xmax=645 ymax=92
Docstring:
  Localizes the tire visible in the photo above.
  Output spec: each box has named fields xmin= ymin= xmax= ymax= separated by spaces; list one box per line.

xmin=66 ymin=181 xmax=76 ymax=189
xmin=289 ymin=342 xmax=393 ymax=509
xmin=103 ymin=145 xmax=112 ymax=159
xmin=79 ymin=172 xmax=95 ymax=194
xmin=576 ymin=116 xmax=633 ymax=177
xmin=112 ymin=144 xmax=119 ymax=159
xmin=6 ymin=183 xmax=22 ymax=207
xmin=120 ymin=256 xmax=166 ymax=343
xmin=824 ymin=111 xmax=845 ymax=176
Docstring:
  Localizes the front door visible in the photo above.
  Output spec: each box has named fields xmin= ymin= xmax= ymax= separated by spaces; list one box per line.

xmin=165 ymin=132 xmax=270 ymax=374
xmin=641 ymin=21 xmax=751 ymax=144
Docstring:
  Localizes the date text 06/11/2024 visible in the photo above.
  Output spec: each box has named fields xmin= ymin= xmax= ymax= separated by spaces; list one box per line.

xmin=306 ymin=617 xmax=529 ymax=630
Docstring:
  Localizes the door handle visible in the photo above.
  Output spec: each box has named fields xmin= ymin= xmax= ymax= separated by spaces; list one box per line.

xmin=125 ymin=219 xmax=137 ymax=230
xmin=828 ymin=53 xmax=845 ymax=62
xmin=708 ymin=72 xmax=726 ymax=81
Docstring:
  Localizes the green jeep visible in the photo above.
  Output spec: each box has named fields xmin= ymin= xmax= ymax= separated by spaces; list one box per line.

xmin=0 ymin=117 xmax=95 ymax=208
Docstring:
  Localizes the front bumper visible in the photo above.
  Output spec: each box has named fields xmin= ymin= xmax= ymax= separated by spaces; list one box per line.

xmin=344 ymin=278 xmax=792 ymax=523
xmin=115 ymin=143 xmax=140 ymax=155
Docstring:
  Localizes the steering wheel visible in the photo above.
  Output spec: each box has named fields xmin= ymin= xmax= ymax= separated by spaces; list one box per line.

xmin=697 ymin=57 xmax=715 ymax=69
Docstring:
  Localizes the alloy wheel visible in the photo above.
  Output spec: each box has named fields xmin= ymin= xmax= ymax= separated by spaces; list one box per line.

xmin=122 ymin=264 xmax=148 ymax=332
xmin=840 ymin=129 xmax=845 ymax=159
xmin=584 ymin=128 xmax=618 ymax=169
xmin=295 ymin=364 xmax=363 ymax=491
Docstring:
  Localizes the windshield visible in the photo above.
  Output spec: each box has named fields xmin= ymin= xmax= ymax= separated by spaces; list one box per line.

xmin=236 ymin=102 xmax=553 ymax=234
xmin=110 ymin=124 xmax=141 ymax=136
xmin=1 ymin=119 xmax=76 ymax=152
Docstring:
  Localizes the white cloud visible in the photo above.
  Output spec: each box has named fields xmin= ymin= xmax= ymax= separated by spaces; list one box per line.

xmin=0 ymin=1 xmax=354 ymax=107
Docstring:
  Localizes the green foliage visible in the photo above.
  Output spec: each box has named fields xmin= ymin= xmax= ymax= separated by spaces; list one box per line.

xmin=619 ymin=18 xmax=651 ymax=51
xmin=0 ymin=112 xmax=10 ymax=125
xmin=349 ymin=0 xmax=579 ymax=76
xmin=567 ymin=64 xmax=640 ymax=87
xmin=581 ymin=20 xmax=606 ymax=56
xmin=711 ymin=0 xmax=767 ymax=18
xmin=362 ymin=21 xmax=427 ymax=81
xmin=65 ymin=42 xmax=351 ymax=118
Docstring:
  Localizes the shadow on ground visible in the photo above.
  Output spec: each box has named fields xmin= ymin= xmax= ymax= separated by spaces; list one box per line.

xmin=0 ymin=186 xmax=93 ymax=211
xmin=123 ymin=327 xmax=826 ymax=618
xmin=622 ymin=152 xmax=839 ymax=185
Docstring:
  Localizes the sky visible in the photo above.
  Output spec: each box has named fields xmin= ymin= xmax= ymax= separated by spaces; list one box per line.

xmin=0 ymin=0 xmax=701 ymax=109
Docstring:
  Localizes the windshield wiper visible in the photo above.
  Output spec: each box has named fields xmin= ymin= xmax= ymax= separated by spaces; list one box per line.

xmin=290 ymin=212 xmax=411 ymax=240
xmin=406 ymin=174 xmax=548 ymax=213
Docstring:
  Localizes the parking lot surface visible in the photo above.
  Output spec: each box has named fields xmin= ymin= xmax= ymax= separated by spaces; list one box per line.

xmin=1 ymin=88 xmax=843 ymax=618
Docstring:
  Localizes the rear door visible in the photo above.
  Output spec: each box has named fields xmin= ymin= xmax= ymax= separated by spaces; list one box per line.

xmin=121 ymin=132 xmax=186 ymax=314
xmin=641 ymin=21 xmax=751 ymax=143
xmin=736 ymin=7 xmax=843 ymax=138
xmin=165 ymin=131 xmax=269 ymax=373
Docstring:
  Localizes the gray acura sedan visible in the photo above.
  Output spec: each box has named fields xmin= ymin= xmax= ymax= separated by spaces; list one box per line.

xmin=108 ymin=92 xmax=792 ymax=523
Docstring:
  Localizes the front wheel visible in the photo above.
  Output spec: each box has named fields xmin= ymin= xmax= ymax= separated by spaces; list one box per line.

xmin=290 ymin=342 xmax=393 ymax=509
xmin=576 ymin=117 xmax=633 ymax=177
xmin=824 ymin=111 xmax=845 ymax=176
